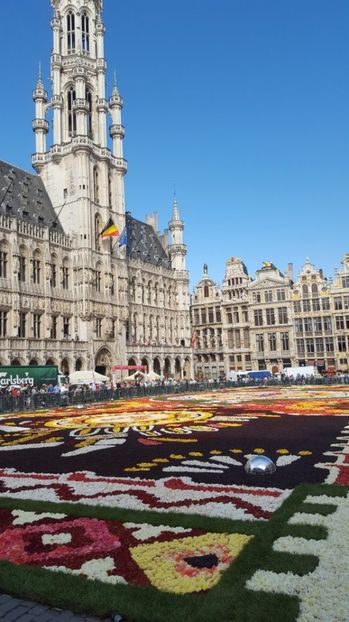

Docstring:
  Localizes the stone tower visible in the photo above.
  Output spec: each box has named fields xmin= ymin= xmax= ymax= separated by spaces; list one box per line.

xmin=31 ymin=0 xmax=129 ymax=370
xmin=33 ymin=0 xmax=127 ymax=243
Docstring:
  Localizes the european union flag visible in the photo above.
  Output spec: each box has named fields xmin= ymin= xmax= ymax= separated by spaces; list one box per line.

xmin=118 ymin=226 xmax=128 ymax=247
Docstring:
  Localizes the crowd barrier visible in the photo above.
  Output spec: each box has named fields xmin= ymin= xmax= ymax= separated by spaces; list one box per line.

xmin=0 ymin=376 xmax=348 ymax=413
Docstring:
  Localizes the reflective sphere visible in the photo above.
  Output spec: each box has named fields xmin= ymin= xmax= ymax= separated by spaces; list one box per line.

xmin=245 ymin=455 xmax=276 ymax=475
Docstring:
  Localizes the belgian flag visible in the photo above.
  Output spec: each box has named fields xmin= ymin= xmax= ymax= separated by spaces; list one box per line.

xmin=100 ymin=217 xmax=119 ymax=238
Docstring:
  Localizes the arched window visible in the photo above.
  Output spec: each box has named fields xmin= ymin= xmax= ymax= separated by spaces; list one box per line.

xmin=95 ymin=213 xmax=101 ymax=250
xmin=302 ymin=284 xmax=309 ymax=297
xmin=311 ymin=283 xmax=318 ymax=296
xmin=204 ymin=285 xmax=209 ymax=297
xmin=67 ymin=86 xmax=76 ymax=136
xmin=108 ymin=173 xmax=112 ymax=208
xmin=81 ymin=11 xmax=90 ymax=53
xmin=67 ymin=11 xmax=76 ymax=53
xmin=93 ymin=167 xmax=99 ymax=204
xmin=86 ymin=88 xmax=93 ymax=137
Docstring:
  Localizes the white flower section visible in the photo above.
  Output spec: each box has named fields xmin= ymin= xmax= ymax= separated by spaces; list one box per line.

xmin=303 ymin=494 xmax=344 ymax=505
xmin=275 ymin=455 xmax=300 ymax=467
xmin=42 ymin=532 xmax=72 ymax=546
xmin=124 ymin=523 xmax=191 ymax=540
xmin=288 ymin=512 xmax=328 ymax=527
xmin=246 ymin=492 xmax=349 ymax=622
xmin=45 ymin=557 xmax=127 ymax=585
xmin=12 ymin=510 xmax=66 ymax=525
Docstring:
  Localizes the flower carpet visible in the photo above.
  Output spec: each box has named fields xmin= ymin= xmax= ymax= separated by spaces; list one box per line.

xmin=0 ymin=385 xmax=348 ymax=621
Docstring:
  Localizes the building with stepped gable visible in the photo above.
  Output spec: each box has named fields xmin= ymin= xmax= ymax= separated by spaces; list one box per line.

xmin=0 ymin=0 xmax=192 ymax=380
xmin=191 ymin=256 xmax=349 ymax=379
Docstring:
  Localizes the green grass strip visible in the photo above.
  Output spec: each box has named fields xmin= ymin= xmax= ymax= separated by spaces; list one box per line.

xmin=0 ymin=483 xmax=347 ymax=622
xmin=261 ymin=551 xmax=318 ymax=575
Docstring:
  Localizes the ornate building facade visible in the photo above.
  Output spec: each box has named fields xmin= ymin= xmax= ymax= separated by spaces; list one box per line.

xmin=0 ymin=0 xmax=192 ymax=380
xmin=191 ymin=256 xmax=349 ymax=378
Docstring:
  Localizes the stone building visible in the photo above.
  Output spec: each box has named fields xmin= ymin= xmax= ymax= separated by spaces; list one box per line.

xmin=0 ymin=0 xmax=192 ymax=380
xmin=191 ymin=256 xmax=349 ymax=378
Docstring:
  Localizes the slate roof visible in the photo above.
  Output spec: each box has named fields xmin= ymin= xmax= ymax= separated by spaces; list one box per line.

xmin=125 ymin=213 xmax=171 ymax=270
xmin=0 ymin=160 xmax=63 ymax=232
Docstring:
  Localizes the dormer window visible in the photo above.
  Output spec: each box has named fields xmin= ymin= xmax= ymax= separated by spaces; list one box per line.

xmin=67 ymin=11 xmax=76 ymax=54
xmin=81 ymin=12 xmax=90 ymax=54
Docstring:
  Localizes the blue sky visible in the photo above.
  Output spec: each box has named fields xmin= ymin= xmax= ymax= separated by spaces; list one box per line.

xmin=0 ymin=0 xmax=348 ymax=288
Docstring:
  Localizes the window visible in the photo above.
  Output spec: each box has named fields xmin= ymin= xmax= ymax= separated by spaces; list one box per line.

xmin=0 ymin=251 xmax=7 ymax=278
xmin=266 ymin=308 xmax=275 ymax=325
xmin=306 ymin=338 xmax=315 ymax=354
xmin=323 ymin=316 xmax=332 ymax=332
xmin=303 ymin=299 xmax=311 ymax=312
xmin=86 ymin=88 xmax=93 ymax=136
xmin=312 ymin=298 xmax=320 ymax=311
xmin=67 ymin=86 xmax=76 ymax=135
xmin=302 ymin=284 xmax=309 ymax=296
xmin=293 ymin=301 xmax=301 ymax=313
xmin=325 ymin=337 xmax=334 ymax=352
xmin=95 ymin=270 xmax=101 ymax=292
xmin=62 ymin=265 xmax=69 ymax=289
xmin=32 ymin=257 xmax=41 ymax=284
xmin=265 ymin=290 xmax=273 ymax=302
xmin=277 ymin=289 xmax=286 ymax=301
xmin=81 ymin=11 xmax=90 ymax=53
xmin=18 ymin=312 xmax=26 ymax=338
xmin=322 ymin=298 xmax=330 ymax=310
xmin=268 ymin=333 xmax=277 ymax=351
xmin=110 ymin=274 xmax=115 ymax=296
xmin=67 ymin=11 xmax=76 ymax=53
xmin=304 ymin=318 xmax=313 ymax=332
xmin=295 ymin=318 xmax=303 ymax=333
xmin=334 ymin=297 xmax=343 ymax=310
xmin=201 ymin=310 xmax=207 ymax=324
xmin=96 ymin=318 xmax=102 ymax=338
xmin=343 ymin=296 xmax=349 ymax=309
xmin=278 ymin=307 xmax=288 ymax=324
xmin=234 ymin=329 xmax=241 ymax=348
xmin=256 ymin=334 xmax=264 ymax=352
xmin=252 ymin=292 xmax=261 ymax=303
xmin=33 ymin=313 xmax=41 ymax=338
xmin=50 ymin=316 xmax=57 ymax=340
xmin=226 ymin=308 xmax=232 ymax=323
xmin=313 ymin=317 xmax=322 ymax=332
xmin=233 ymin=307 xmax=239 ymax=323
xmin=311 ymin=283 xmax=318 ymax=296
xmin=93 ymin=167 xmax=99 ymax=204
xmin=281 ymin=332 xmax=290 ymax=351
xmin=18 ymin=256 xmax=26 ymax=282
xmin=336 ymin=316 xmax=344 ymax=330
xmin=346 ymin=316 xmax=349 ymax=330
xmin=254 ymin=309 xmax=263 ymax=326
xmin=0 ymin=311 xmax=7 ymax=337
xmin=341 ymin=276 xmax=349 ymax=288
xmin=242 ymin=306 xmax=248 ymax=322
xmin=338 ymin=336 xmax=347 ymax=352
xmin=296 ymin=339 xmax=305 ymax=355
xmin=215 ymin=307 xmax=221 ymax=322
xmin=63 ymin=317 xmax=70 ymax=338
xmin=208 ymin=308 xmax=214 ymax=323
xmin=111 ymin=319 xmax=116 ymax=339
xmin=50 ymin=262 xmax=57 ymax=288
xmin=315 ymin=337 xmax=324 ymax=353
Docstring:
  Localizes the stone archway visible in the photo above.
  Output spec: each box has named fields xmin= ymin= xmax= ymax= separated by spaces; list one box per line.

xmin=164 ymin=357 xmax=171 ymax=378
xmin=75 ymin=358 xmax=83 ymax=371
xmin=175 ymin=357 xmax=181 ymax=379
xmin=153 ymin=357 xmax=161 ymax=375
xmin=95 ymin=348 xmax=112 ymax=376
xmin=141 ymin=357 xmax=149 ymax=373
xmin=46 ymin=358 xmax=57 ymax=366
xmin=184 ymin=357 xmax=191 ymax=379
xmin=11 ymin=359 xmax=23 ymax=366
xmin=29 ymin=359 xmax=38 ymax=366
xmin=61 ymin=358 xmax=70 ymax=375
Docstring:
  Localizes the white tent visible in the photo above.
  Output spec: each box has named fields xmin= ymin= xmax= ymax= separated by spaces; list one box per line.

xmin=69 ymin=370 xmax=109 ymax=385
xmin=124 ymin=371 xmax=145 ymax=384
xmin=145 ymin=370 xmax=162 ymax=381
